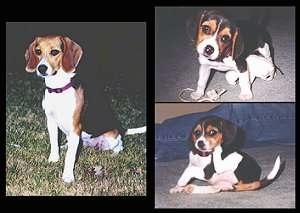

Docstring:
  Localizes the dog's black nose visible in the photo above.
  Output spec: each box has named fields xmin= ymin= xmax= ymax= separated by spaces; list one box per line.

xmin=197 ymin=140 xmax=205 ymax=149
xmin=204 ymin=45 xmax=214 ymax=56
xmin=38 ymin=65 xmax=48 ymax=75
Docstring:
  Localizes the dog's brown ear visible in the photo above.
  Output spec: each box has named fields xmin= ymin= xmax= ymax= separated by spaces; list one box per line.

xmin=195 ymin=10 xmax=208 ymax=44
xmin=61 ymin=36 xmax=83 ymax=72
xmin=25 ymin=38 xmax=39 ymax=72
xmin=231 ymin=28 xmax=244 ymax=60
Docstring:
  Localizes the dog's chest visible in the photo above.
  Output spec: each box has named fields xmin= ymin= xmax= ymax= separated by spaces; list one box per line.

xmin=42 ymin=89 xmax=77 ymax=132
xmin=189 ymin=152 xmax=211 ymax=169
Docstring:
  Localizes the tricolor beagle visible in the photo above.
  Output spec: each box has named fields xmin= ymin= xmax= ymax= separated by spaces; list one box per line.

xmin=170 ymin=116 xmax=285 ymax=194
xmin=190 ymin=10 xmax=281 ymax=100
xmin=25 ymin=35 xmax=146 ymax=183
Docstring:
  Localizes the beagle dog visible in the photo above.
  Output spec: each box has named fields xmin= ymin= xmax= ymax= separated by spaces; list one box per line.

xmin=25 ymin=35 xmax=146 ymax=183
xmin=190 ymin=10 xmax=281 ymax=100
xmin=170 ymin=116 xmax=285 ymax=194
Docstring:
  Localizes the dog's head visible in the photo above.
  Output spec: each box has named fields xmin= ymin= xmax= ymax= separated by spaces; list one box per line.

xmin=195 ymin=10 xmax=244 ymax=61
xmin=25 ymin=35 xmax=83 ymax=77
xmin=189 ymin=115 xmax=245 ymax=157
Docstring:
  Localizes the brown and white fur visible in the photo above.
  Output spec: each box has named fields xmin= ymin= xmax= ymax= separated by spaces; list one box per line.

xmin=170 ymin=116 xmax=285 ymax=194
xmin=25 ymin=35 xmax=146 ymax=183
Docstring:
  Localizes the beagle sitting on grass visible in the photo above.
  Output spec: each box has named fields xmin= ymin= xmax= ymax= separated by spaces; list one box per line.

xmin=25 ymin=35 xmax=146 ymax=183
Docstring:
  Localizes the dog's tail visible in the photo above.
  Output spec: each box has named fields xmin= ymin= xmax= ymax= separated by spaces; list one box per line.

xmin=125 ymin=126 xmax=146 ymax=135
xmin=233 ymin=155 xmax=285 ymax=191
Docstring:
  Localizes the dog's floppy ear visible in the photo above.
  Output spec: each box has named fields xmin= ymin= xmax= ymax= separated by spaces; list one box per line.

xmin=231 ymin=28 xmax=244 ymax=60
xmin=186 ymin=10 xmax=208 ymax=45
xmin=25 ymin=38 xmax=39 ymax=72
xmin=220 ymin=118 xmax=245 ymax=156
xmin=199 ymin=10 xmax=207 ymax=22
xmin=188 ymin=116 xmax=206 ymax=151
xmin=60 ymin=36 xmax=83 ymax=72
xmin=192 ymin=10 xmax=208 ymax=45
xmin=221 ymin=118 xmax=238 ymax=146
xmin=188 ymin=120 xmax=198 ymax=151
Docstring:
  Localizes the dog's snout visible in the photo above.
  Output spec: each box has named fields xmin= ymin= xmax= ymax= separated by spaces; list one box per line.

xmin=38 ymin=65 xmax=48 ymax=75
xmin=197 ymin=140 xmax=205 ymax=149
xmin=204 ymin=45 xmax=214 ymax=56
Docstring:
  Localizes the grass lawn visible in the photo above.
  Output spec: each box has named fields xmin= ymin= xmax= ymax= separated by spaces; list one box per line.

xmin=6 ymin=73 xmax=146 ymax=196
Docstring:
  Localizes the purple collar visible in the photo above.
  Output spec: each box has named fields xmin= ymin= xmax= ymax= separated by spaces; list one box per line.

xmin=46 ymin=81 xmax=74 ymax=93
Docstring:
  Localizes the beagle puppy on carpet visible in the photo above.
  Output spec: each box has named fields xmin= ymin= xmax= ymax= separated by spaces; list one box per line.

xmin=190 ymin=10 xmax=281 ymax=100
xmin=25 ymin=35 xmax=146 ymax=183
xmin=170 ymin=116 xmax=285 ymax=194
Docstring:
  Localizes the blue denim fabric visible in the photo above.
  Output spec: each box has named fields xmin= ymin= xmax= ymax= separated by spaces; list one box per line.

xmin=155 ymin=103 xmax=295 ymax=161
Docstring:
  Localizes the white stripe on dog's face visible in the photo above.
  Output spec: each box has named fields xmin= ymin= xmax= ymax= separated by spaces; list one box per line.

xmin=34 ymin=36 xmax=64 ymax=77
xmin=197 ymin=19 xmax=222 ymax=60
xmin=36 ymin=57 xmax=55 ymax=77
xmin=195 ymin=134 xmax=212 ymax=151
xmin=196 ymin=17 xmax=234 ymax=61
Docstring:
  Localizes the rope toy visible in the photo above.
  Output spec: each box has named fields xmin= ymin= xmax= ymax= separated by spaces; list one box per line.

xmin=178 ymin=88 xmax=227 ymax=102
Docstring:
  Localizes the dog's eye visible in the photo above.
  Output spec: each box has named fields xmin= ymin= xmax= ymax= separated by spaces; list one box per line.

xmin=50 ymin=49 xmax=60 ymax=56
xmin=208 ymin=130 xmax=217 ymax=136
xmin=35 ymin=49 xmax=42 ymax=55
xmin=194 ymin=130 xmax=202 ymax=138
xmin=221 ymin=35 xmax=230 ymax=43
xmin=202 ymin=25 xmax=211 ymax=34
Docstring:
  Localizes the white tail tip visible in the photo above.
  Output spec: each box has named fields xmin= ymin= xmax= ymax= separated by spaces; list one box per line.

xmin=125 ymin=126 xmax=146 ymax=135
xmin=267 ymin=155 xmax=281 ymax=180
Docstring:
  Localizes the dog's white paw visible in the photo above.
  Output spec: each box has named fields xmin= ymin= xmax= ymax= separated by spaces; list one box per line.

xmin=48 ymin=153 xmax=59 ymax=162
xmin=169 ymin=185 xmax=184 ymax=194
xmin=183 ymin=184 xmax=196 ymax=194
xmin=191 ymin=91 xmax=204 ymax=100
xmin=62 ymin=173 xmax=75 ymax=183
xmin=225 ymin=71 xmax=239 ymax=85
xmin=239 ymin=91 xmax=253 ymax=100
xmin=198 ymin=55 xmax=210 ymax=64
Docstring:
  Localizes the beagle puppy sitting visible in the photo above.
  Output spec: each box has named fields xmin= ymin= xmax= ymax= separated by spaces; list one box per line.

xmin=190 ymin=10 xmax=280 ymax=101
xmin=25 ymin=35 xmax=146 ymax=183
xmin=170 ymin=116 xmax=285 ymax=194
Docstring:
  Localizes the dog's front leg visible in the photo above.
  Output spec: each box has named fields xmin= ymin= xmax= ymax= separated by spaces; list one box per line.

xmin=169 ymin=166 xmax=205 ymax=193
xmin=62 ymin=133 xmax=80 ymax=183
xmin=46 ymin=115 xmax=59 ymax=162
xmin=191 ymin=64 xmax=211 ymax=100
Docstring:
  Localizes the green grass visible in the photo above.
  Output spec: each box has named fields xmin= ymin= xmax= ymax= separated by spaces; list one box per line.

xmin=6 ymin=73 xmax=146 ymax=196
